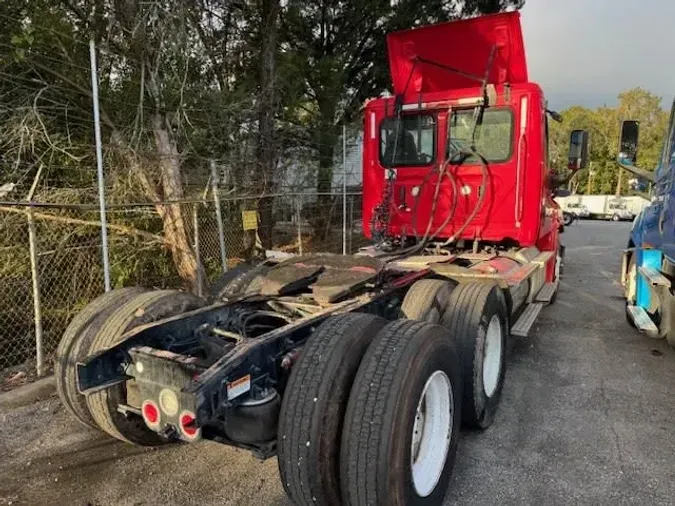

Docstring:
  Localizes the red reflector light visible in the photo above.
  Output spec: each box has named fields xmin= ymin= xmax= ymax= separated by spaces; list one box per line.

xmin=179 ymin=411 xmax=200 ymax=440
xmin=181 ymin=413 xmax=196 ymax=435
xmin=142 ymin=400 xmax=160 ymax=427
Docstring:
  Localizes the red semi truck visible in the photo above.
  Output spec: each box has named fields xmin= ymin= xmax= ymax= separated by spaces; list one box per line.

xmin=55 ymin=11 xmax=586 ymax=506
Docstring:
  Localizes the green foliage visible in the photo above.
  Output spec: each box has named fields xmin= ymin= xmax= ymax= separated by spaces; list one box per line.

xmin=549 ymin=87 xmax=669 ymax=195
xmin=280 ymin=0 xmax=524 ymax=190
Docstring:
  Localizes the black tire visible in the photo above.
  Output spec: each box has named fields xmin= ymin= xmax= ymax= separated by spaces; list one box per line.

xmin=665 ymin=299 xmax=675 ymax=349
xmin=278 ymin=313 xmax=387 ymax=506
xmin=340 ymin=320 xmax=462 ymax=506
xmin=86 ymin=290 xmax=206 ymax=445
xmin=400 ymin=279 xmax=456 ymax=323
xmin=548 ymin=246 xmax=563 ymax=305
xmin=625 ymin=253 xmax=638 ymax=329
xmin=55 ymin=287 xmax=145 ymax=429
xmin=208 ymin=263 xmax=254 ymax=300
xmin=612 ymin=214 xmax=621 ymax=222
xmin=441 ymin=282 xmax=508 ymax=430
xmin=210 ymin=263 xmax=270 ymax=300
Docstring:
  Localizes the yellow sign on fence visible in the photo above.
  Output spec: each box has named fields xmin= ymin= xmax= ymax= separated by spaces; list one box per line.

xmin=242 ymin=210 xmax=258 ymax=231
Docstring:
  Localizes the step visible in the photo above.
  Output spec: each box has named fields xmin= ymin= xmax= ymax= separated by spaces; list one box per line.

xmin=626 ymin=305 xmax=659 ymax=337
xmin=534 ymin=282 xmax=558 ymax=303
xmin=511 ymin=303 xmax=544 ymax=337
xmin=638 ymin=266 xmax=671 ymax=288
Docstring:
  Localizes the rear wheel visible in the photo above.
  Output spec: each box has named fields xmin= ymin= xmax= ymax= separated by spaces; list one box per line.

xmin=55 ymin=287 xmax=145 ymax=429
xmin=441 ymin=282 xmax=508 ymax=429
xmin=340 ymin=320 xmax=462 ymax=506
xmin=625 ymin=253 xmax=638 ymax=329
xmin=210 ymin=263 xmax=270 ymax=300
xmin=85 ymin=290 xmax=205 ymax=445
xmin=400 ymin=279 xmax=456 ymax=323
xmin=278 ymin=313 xmax=387 ymax=506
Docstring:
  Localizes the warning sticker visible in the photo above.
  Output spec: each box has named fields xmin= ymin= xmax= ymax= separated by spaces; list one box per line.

xmin=242 ymin=210 xmax=258 ymax=231
xmin=227 ymin=374 xmax=251 ymax=400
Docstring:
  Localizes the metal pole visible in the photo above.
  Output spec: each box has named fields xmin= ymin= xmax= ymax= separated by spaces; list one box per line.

xmin=89 ymin=39 xmax=111 ymax=292
xmin=26 ymin=165 xmax=44 ymax=377
xmin=348 ymin=194 xmax=354 ymax=254
xmin=586 ymin=162 xmax=594 ymax=195
xmin=296 ymin=196 xmax=303 ymax=255
xmin=211 ymin=160 xmax=228 ymax=273
xmin=342 ymin=124 xmax=347 ymax=255
xmin=193 ymin=204 xmax=203 ymax=297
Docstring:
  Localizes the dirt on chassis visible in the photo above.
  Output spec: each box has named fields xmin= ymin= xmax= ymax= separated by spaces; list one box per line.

xmin=56 ymin=242 xmax=558 ymax=506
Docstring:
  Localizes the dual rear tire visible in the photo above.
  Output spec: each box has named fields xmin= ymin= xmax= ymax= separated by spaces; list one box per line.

xmin=278 ymin=315 xmax=462 ymax=506
xmin=278 ymin=279 xmax=509 ymax=506
xmin=402 ymin=279 xmax=509 ymax=429
xmin=55 ymin=288 xmax=206 ymax=445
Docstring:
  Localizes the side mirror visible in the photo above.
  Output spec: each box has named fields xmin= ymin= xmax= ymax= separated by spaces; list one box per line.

xmin=568 ymin=130 xmax=589 ymax=171
xmin=618 ymin=120 xmax=639 ymax=165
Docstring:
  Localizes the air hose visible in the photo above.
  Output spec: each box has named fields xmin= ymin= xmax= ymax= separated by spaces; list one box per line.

xmin=441 ymin=146 xmax=490 ymax=246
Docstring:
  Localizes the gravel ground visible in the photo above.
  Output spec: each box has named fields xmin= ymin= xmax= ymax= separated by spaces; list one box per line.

xmin=2 ymin=220 xmax=675 ymax=506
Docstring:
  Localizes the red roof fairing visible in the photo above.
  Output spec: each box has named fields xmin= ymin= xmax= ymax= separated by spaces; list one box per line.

xmin=386 ymin=11 xmax=528 ymax=100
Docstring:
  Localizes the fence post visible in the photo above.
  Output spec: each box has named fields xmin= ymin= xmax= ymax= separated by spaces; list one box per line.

xmin=89 ymin=39 xmax=111 ymax=292
xmin=28 ymin=215 xmax=44 ymax=377
xmin=342 ymin=123 xmax=347 ymax=255
xmin=348 ymin=194 xmax=354 ymax=254
xmin=192 ymin=203 xmax=203 ymax=297
xmin=25 ymin=165 xmax=45 ymax=377
xmin=296 ymin=195 xmax=303 ymax=255
xmin=211 ymin=160 xmax=228 ymax=273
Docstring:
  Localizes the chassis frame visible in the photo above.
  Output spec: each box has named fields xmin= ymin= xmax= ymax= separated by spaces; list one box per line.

xmin=75 ymin=246 xmax=553 ymax=458
xmin=77 ymin=258 xmax=427 ymax=457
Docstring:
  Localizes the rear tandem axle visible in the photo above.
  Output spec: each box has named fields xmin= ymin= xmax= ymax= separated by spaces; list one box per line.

xmin=59 ymin=245 xmax=558 ymax=504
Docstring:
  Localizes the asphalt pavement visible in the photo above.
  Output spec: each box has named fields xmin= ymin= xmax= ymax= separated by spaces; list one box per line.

xmin=2 ymin=220 xmax=675 ymax=506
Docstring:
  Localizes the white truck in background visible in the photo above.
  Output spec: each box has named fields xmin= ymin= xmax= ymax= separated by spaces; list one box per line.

xmin=556 ymin=194 xmax=648 ymax=221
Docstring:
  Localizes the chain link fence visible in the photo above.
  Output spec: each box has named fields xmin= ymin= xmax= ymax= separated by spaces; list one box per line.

xmin=0 ymin=189 xmax=365 ymax=377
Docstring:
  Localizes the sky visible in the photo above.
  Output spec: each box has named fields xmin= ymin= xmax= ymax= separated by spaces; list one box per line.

xmin=520 ymin=0 xmax=675 ymax=111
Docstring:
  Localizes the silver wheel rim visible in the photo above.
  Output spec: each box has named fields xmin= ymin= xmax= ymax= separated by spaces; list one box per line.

xmin=483 ymin=315 xmax=502 ymax=397
xmin=410 ymin=370 xmax=453 ymax=498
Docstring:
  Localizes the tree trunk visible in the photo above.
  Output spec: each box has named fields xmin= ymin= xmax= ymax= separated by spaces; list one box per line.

xmin=255 ymin=0 xmax=281 ymax=250
xmin=151 ymin=113 xmax=205 ymax=293
xmin=616 ymin=168 xmax=623 ymax=196
xmin=313 ymin=119 xmax=337 ymax=237
xmin=110 ymin=124 xmax=204 ymax=293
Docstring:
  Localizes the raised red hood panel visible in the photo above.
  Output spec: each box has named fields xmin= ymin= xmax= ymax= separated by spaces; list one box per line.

xmin=387 ymin=11 xmax=528 ymax=98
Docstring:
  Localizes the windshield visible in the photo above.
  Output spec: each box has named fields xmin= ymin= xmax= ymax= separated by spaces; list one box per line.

xmin=447 ymin=108 xmax=513 ymax=163
xmin=380 ymin=114 xmax=436 ymax=167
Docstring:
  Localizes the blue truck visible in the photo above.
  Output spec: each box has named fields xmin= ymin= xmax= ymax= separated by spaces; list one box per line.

xmin=618 ymin=100 xmax=675 ymax=345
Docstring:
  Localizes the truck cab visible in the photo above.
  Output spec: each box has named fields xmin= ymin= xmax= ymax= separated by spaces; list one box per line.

xmin=362 ymin=12 xmax=585 ymax=261
xmin=618 ymin=100 xmax=675 ymax=343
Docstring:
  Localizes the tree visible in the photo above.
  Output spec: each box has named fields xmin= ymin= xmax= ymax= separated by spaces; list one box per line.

xmin=1 ymin=0 xmax=273 ymax=290
xmin=280 ymin=0 xmax=525 ymax=224
xmin=548 ymin=88 xmax=669 ymax=196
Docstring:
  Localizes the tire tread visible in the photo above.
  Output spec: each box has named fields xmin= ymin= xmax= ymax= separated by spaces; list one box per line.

xmin=55 ymin=287 xmax=145 ymax=428
xmin=278 ymin=312 xmax=386 ymax=506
